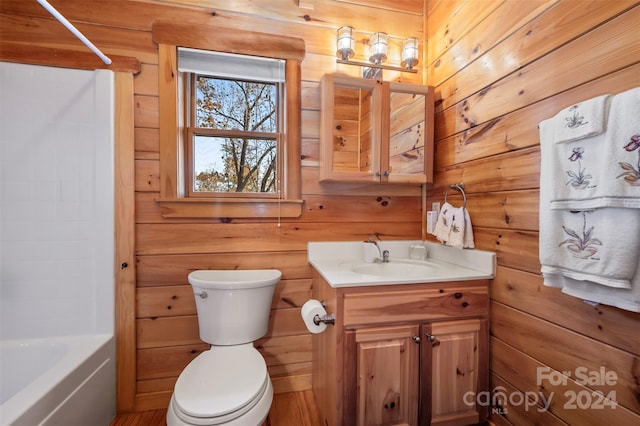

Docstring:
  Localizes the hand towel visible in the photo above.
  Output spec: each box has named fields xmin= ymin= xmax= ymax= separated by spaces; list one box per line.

xmin=552 ymin=94 xmax=610 ymax=144
xmin=547 ymin=87 xmax=640 ymax=209
xmin=434 ymin=204 xmax=475 ymax=249
xmin=447 ymin=207 xmax=475 ymax=249
xmin=447 ymin=206 xmax=466 ymax=248
xmin=433 ymin=202 xmax=454 ymax=244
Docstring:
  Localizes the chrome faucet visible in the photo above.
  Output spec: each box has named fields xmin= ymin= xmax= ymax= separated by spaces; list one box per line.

xmin=364 ymin=233 xmax=390 ymax=263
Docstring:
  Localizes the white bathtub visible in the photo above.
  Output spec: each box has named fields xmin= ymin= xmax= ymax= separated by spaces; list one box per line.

xmin=0 ymin=334 xmax=115 ymax=426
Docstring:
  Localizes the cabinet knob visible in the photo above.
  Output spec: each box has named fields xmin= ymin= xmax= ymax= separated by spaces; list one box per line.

xmin=412 ymin=335 xmax=421 ymax=344
xmin=383 ymin=170 xmax=389 ymax=177
xmin=425 ymin=334 xmax=439 ymax=346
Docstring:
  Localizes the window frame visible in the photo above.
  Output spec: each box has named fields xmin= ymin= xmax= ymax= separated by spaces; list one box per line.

xmin=185 ymin=73 xmax=283 ymax=198
xmin=153 ymin=22 xmax=304 ymax=218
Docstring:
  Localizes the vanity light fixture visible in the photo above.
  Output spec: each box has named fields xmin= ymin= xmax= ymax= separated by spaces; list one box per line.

xmin=401 ymin=37 xmax=419 ymax=69
xmin=336 ymin=26 xmax=355 ymax=61
xmin=336 ymin=27 xmax=419 ymax=78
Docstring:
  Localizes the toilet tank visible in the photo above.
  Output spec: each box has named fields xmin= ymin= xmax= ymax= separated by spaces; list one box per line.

xmin=187 ymin=269 xmax=281 ymax=345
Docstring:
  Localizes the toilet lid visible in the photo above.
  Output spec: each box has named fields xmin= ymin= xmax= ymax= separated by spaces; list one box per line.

xmin=174 ymin=345 xmax=268 ymax=418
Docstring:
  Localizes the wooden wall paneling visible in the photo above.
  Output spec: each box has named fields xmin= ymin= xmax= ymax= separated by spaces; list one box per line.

xmin=145 ymin=0 xmax=424 ymax=38
xmin=431 ymin=0 xmax=636 ymax=101
xmin=489 ymin=370 xmax=567 ymax=426
xmin=426 ymin=0 xmax=503 ymax=68
xmin=473 ymin=229 xmax=539 ymax=275
xmin=428 ymin=0 xmax=556 ymax=87
xmin=135 ymin=251 xmax=312 ymax=286
xmin=137 ymin=316 xmax=199 ymax=349
xmin=135 ymin=333 xmax=314 ymax=383
xmin=0 ymin=0 xmax=213 ymax=32
xmin=302 ymin=167 xmax=423 ymax=197
xmin=134 ymin=160 xmax=159 ymax=193
xmin=133 ymin=63 xmax=158 ymax=96
xmin=136 ymin=311 xmax=307 ymax=347
xmin=137 ymin=343 xmax=210 ymax=381
xmin=434 ymin=62 xmax=640 ymax=166
xmin=136 ymin=222 xmax=421 ymax=255
xmin=433 ymin=146 xmax=541 ymax=194
xmin=0 ymin=12 xmax=158 ymax=63
xmin=492 ymin=302 xmax=640 ymax=415
xmin=464 ymin=190 xmax=539 ymax=231
xmin=492 ymin=266 xmax=640 ymax=355
xmin=133 ymin=95 xmax=159 ymax=129
xmin=428 ymin=2 xmax=640 ymax=423
xmin=134 ymin=128 xmax=160 ymax=160
xmin=435 ymin=6 xmax=640 ymax=139
xmin=257 ymin=334 xmax=314 ymax=367
xmin=491 ymin=336 xmax=640 ymax=424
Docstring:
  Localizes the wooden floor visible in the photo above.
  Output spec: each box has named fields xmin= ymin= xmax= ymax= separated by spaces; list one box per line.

xmin=110 ymin=390 xmax=322 ymax=426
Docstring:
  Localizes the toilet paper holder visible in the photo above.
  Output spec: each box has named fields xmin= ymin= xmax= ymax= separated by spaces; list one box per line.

xmin=313 ymin=300 xmax=335 ymax=326
xmin=313 ymin=312 xmax=335 ymax=326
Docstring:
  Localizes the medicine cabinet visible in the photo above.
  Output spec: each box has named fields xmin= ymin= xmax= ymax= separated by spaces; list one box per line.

xmin=319 ymin=73 xmax=434 ymax=184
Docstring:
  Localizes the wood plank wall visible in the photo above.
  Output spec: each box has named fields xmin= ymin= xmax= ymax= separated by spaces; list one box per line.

xmin=0 ymin=0 xmax=426 ymax=413
xmin=425 ymin=0 xmax=640 ymax=424
xmin=3 ymin=0 xmax=640 ymax=422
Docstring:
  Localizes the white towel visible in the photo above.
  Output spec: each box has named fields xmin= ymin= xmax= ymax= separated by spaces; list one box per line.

xmin=539 ymin=207 xmax=640 ymax=288
xmin=447 ymin=207 xmax=475 ymax=249
xmin=433 ymin=203 xmax=475 ymax=249
xmin=433 ymin=202 xmax=454 ymax=244
xmin=540 ymin=109 xmax=640 ymax=295
xmin=543 ymin=249 xmax=640 ymax=313
xmin=547 ymin=87 xmax=640 ymax=209
xmin=552 ymin=94 xmax=610 ymax=144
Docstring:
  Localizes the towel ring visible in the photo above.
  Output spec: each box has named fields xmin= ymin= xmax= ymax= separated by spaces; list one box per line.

xmin=444 ymin=183 xmax=467 ymax=208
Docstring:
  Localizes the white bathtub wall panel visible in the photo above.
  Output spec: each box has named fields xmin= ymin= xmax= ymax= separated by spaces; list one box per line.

xmin=0 ymin=62 xmax=114 ymax=340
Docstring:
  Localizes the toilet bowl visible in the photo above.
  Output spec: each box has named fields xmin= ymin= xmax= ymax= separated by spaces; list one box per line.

xmin=167 ymin=269 xmax=281 ymax=426
xmin=166 ymin=345 xmax=273 ymax=425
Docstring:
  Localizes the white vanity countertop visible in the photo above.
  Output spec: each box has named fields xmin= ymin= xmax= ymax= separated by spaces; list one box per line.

xmin=308 ymin=240 xmax=496 ymax=288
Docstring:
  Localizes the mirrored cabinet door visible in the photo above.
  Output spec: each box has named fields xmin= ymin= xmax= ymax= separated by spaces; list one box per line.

xmin=320 ymin=74 xmax=383 ymax=182
xmin=384 ymin=82 xmax=434 ymax=184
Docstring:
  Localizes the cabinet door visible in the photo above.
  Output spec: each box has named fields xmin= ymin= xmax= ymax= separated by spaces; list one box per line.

xmin=319 ymin=74 xmax=383 ymax=182
xmin=383 ymin=83 xmax=434 ymax=185
xmin=421 ymin=319 xmax=488 ymax=426
xmin=349 ymin=324 xmax=420 ymax=426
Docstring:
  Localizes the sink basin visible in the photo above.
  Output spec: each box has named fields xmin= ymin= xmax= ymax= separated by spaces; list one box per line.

xmin=352 ymin=260 xmax=437 ymax=278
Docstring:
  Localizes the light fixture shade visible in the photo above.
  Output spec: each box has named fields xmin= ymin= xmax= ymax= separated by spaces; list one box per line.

xmin=336 ymin=26 xmax=355 ymax=60
xmin=401 ymin=37 xmax=419 ymax=69
xmin=369 ymin=32 xmax=388 ymax=65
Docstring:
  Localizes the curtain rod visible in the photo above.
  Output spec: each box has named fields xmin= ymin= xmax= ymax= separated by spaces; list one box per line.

xmin=37 ymin=0 xmax=112 ymax=65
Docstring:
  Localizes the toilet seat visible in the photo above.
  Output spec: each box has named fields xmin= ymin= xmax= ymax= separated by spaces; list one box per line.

xmin=172 ymin=345 xmax=269 ymax=424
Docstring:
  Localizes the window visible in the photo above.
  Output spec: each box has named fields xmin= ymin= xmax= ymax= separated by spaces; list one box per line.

xmin=153 ymin=23 xmax=305 ymax=219
xmin=179 ymin=48 xmax=284 ymax=197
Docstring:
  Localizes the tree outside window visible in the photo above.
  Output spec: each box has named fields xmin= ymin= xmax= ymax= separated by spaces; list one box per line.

xmin=189 ymin=76 xmax=280 ymax=195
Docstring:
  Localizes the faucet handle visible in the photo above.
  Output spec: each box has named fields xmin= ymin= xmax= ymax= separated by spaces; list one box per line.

xmin=367 ymin=233 xmax=382 ymax=242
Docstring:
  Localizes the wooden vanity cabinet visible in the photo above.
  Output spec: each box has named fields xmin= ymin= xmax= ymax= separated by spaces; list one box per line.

xmin=312 ymin=273 xmax=489 ymax=426
xmin=319 ymin=74 xmax=434 ymax=184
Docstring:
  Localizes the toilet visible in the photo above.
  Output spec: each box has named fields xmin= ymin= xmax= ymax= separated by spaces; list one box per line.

xmin=166 ymin=269 xmax=282 ymax=426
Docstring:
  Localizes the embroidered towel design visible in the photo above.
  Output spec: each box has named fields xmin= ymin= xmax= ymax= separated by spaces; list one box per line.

xmin=553 ymin=94 xmax=610 ymax=144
